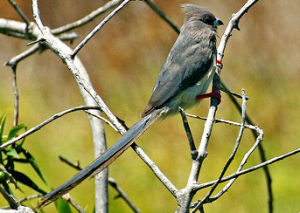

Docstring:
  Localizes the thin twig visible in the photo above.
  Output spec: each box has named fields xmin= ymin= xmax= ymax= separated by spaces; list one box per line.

xmin=179 ymin=107 xmax=197 ymax=160
xmin=144 ymin=0 xmax=180 ymax=34
xmin=185 ymin=113 xmax=258 ymax=130
xmin=195 ymin=146 xmax=299 ymax=191
xmin=52 ymin=0 xmax=123 ymax=34
xmin=62 ymin=194 xmax=86 ymax=213
xmin=192 ymin=90 xmax=247 ymax=212
xmin=0 ymin=186 xmax=20 ymax=209
xmin=0 ymin=106 xmax=100 ymax=149
xmin=131 ymin=143 xmax=179 ymax=198
xmin=0 ymin=18 xmax=78 ymax=42
xmin=19 ymin=194 xmax=42 ymax=203
xmin=71 ymin=0 xmax=131 ymax=58
xmin=0 ymin=166 xmax=19 ymax=189
xmin=208 ymin=127 xmax=263 ymax=202
xmin=84 ymin=110 xmax=119 ymax=132
xmin=7 ymin=0 xmax=30 ymax=26
xmin=59 ymin=156 xmax=82 ymax=170
xmin=1 ymin=194 xmax=42 ymax=209
xmin=109 ymin=178 xmax=141 ymax=213
xmin=220 ymin=79 xmax=273 ymax=212
xmin=5 ymin=44 xmax=41 ymax=68
xmin=219 ymin=84 xmax=249 ymax=100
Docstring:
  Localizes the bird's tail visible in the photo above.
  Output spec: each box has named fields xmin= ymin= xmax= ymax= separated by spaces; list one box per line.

xmin=39 ymin=109 xmax=164 ymax=207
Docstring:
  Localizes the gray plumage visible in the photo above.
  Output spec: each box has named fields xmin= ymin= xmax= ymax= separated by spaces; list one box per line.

xmin=40 ymin=4 xmax=222 ymax=207
xmin=142 ymin=4 xmax=222 ymax=117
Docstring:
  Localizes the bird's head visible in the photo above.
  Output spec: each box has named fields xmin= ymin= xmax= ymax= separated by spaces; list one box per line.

xmin=182 ymin=4 xmax=223 ymax=29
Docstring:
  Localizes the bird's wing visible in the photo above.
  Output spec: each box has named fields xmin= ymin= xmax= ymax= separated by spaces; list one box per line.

xmin=142 ymin=30 xmax=216 ymax=116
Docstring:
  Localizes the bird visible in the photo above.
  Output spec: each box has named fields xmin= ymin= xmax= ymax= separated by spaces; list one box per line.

xmin=40 ymin=4 xmax=223 ymax=207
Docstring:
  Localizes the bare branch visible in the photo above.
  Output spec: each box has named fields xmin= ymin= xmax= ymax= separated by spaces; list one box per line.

xmin=19 ymin=194 xmax=42 ymax=204
xmin=192 ymin=90 xmax=247 ymax=212
xmin=196 ymin=146 xmax=299 ymax=192
xmin=144 ymin=0 xmax=180 ymax=34
xmin=0 ymin=186 xmax=20 ymax=209
xmin=71 ymin=0 xmax=131 ymax=58
xmin=7 ymin=0 xmax=30 ymax=26
xmin=0 ymin=18 xmax=78 ymax=42
xmin=217 ymin=0 xmax=260 ymax=61
xmin=0 ymin=106 xmax=100 ymax=149
xmin=0 ymin=166 xmax=19 ymax=190
xmin=52 ymin=0 xmax=123 ymax=35
xmin=59 ymin=156 xmax=82 ymax=170
xmin=185 ymin=113 xmax=259 ymax=131
xmin=84 ymin=111 xmax=119 ymax=132
xmin=131 ymin=143 xmax=179 ymax=198
xmin=208 ymin=129 xmax=263 ymax=202
xmin=220 ymin=79 xmax=273 ymax=212
xmin=179 ymin=107 xmax=197 ymax=160
xmin=109 ymin=178 xmax=141 ymax=213
xmin=62 ymin=194 xmax=86 ymax=213
xmin=5 ymin=44 xmax=41 ymax=67
xmin=1 ymin=194 xmax=42 ymax=209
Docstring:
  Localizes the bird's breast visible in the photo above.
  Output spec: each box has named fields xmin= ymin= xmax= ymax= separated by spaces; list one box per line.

xmin=164 ymin=64 xmax=215 ymax=115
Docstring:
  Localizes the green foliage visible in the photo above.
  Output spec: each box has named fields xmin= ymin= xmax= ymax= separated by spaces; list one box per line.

xmin=0 ymin=113 xmax=47 ymax=201
xmin=55 ymin=198 xmax=73 ymax=213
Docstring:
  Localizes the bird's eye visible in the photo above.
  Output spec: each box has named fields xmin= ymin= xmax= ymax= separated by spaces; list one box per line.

xmin=201 ymin=15 xmax=215 ymax=25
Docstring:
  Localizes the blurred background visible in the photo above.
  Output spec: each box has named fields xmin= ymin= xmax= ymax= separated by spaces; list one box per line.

xmin=1 ymin=0 xmax=300 ymax=212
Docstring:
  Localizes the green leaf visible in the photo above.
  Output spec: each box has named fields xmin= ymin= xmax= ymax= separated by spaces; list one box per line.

xmin=22 ymin=149 xmax=47 ymax=184
xmin=0 ymin=171 xmax=8 ymax=183
xmin=10 ymin=170 xmax=46 ymax=194
xmin=0 ymin=113 xmax=7 ymax=145
xmin=55 ymin=198 xmax=73 ymax=213
xmin=5 ymin=148 xmax=19 ymax=159
xmin=8 ymin=123 xmax=26 ymax=141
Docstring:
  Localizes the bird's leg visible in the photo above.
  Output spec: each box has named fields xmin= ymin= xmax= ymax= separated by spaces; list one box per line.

xmin=195 ymin=88 xmax=221 ymax=104
xmin=216 ymin=59 xmax=223 ymax=69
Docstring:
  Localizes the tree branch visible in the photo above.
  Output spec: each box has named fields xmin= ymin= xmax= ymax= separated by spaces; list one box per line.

xmin=144 ymin=0 xmax=180 ymax=34
xmin=52 ymin=0 xmax=123 ymax=35
xmin=192 ymin=90 xmax=247 ymax=212
xmin=71 ymin=0 xmax=131 ymax=58
xmin=7 ymin=0 xmax=30 ymax=26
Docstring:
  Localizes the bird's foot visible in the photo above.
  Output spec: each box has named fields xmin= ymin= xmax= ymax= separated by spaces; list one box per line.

xmin=195 ymin=88 xmax=221 ymax=105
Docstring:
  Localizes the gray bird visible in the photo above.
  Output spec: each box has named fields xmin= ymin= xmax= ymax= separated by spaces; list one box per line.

xmin=40 ymin=4 xmax=223 ymax=206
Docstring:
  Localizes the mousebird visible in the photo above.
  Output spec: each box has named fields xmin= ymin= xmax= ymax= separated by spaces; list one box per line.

xmin=40 ymin=4 xmax=223 ymax=206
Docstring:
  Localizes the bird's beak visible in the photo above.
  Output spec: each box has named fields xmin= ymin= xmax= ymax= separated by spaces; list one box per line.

xmin=214 ymin=18 xmax=223 ymax=27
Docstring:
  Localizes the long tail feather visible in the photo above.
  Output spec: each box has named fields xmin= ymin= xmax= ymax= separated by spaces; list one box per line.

xmin=39 ymin=109 xmax=164 ymax=207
